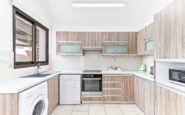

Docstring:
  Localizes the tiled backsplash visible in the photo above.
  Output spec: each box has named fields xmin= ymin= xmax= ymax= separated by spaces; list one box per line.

xmin=53 ymin=51 xmax=142 ymax=71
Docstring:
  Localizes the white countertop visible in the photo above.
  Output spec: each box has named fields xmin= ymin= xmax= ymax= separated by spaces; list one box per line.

xmin=0 ymin=70 xmax=154 ymax=94
xmin=0 ymin=71 xmax=61 ymax=93
xmin=102 ymin=71 xmax=155 ymax=81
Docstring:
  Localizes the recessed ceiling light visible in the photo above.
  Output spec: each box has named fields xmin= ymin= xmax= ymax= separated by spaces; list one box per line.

xmin=72 ymin=1 xmax=126 ymax=8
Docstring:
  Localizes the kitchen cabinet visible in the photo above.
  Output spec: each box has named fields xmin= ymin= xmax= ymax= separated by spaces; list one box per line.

xmin=81 ymin=75 xmax=134 ymax=103
xmin=0 ymin=94 xmax=19 ymax=115
xmin=128 ymin=32 xmax=137 ymax=54
xmin=103 ymin=75 xmax=134 ymax=103
xmin=48 ymin=76 xmax=59 ymax=115
xmin=154 ymin=0 xmax=184 ymax=59
xmin=56 ymin=32 xmax=138 ymax=55
xmin=60 ymin=75 xmax=81 ymax=104
xmin=56 ymin=41 xmax=83 ymax=55
xmin=82 ymin=32 xmax=103 ymax=49
xmin=156 ymin=85 xmax=185 ymax=115
xmin=137 ymin=23 xmax=154 ymax=55
xmin=134 ymin=76 xmax=155 ymax=115
xmin=102 ymin=42 xmax=128 ymax=55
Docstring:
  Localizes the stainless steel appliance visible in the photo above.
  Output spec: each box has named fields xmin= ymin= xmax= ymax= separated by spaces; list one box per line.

xmin=82 ymin=70 xmax=102 ymax=96
xmin=169 ymin=69 xmax=185 ymax=84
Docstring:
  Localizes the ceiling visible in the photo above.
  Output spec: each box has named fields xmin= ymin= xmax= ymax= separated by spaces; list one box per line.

xmin=46 ymin=0 xmax=172 ymax=31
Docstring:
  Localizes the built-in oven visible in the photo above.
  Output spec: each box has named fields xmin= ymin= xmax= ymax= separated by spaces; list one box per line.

xmin=82 ymin=70 xmax=102 ymax=96
xmin=169 ymin=69 xmax=185 ymax=85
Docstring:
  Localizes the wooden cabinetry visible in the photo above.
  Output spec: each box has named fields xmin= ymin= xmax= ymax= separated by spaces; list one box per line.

xmin=0 ymin=94 xmax=19 ymax=115
xmin=156 ymin=85 xmax=185 ymax=115
xmin=48 ymin=76 xmax=59 ymax=115
xmin=128 ymin=33 xmax=137 ymax=54
xmin=56 ymin=32 xmax=138 ymax=55
xmin=103 ymin=75 xmax=134 ymax=103
xmin=154 ymin=0 xmax=184 ymax=59
xmin=137 ymin=23 xmax=154 ymax=55
xmin=134 ymin=76 xmax=155 ymax=115
xmin=82 ymin=75 xmax=134 ymax=103
xmin=56 ymin=41 xmax=83 ymax=55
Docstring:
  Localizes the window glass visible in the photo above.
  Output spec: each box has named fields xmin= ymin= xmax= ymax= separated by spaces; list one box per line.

xmin=36 ymin=26 xmax=47 ymax=62
xmin=15 ymin=15 xmax=33 ymax=62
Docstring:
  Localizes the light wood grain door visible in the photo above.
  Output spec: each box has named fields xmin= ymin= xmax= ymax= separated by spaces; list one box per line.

xmin=134 ymin=77 xmax=155 ymax=115
xmin=128 ymin=32 xmax=137 ymax=54
xmin=154 ymin=0 xmax=183 ymax=59
xmin=48 ymin=76 xmax=59 ymax=115
xmin=103 ymin=75 xmax=134 ymax=103
xmin=0 ymin=94 xmax=19 ymax=115
xmin=155 ymin=85 xmax=185 ymax=115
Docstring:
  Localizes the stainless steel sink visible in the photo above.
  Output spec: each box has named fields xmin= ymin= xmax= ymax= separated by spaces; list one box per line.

xmin=21 ymin=71 xmax=59 ymax=78
xmin=21 ymin=73 xmax=51 ymax=78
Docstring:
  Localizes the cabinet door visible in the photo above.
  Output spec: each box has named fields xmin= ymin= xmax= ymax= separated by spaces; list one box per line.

xmin=83 ymin=32 xmax=103 ymax=48
xmin=103 ymin=76 xmax=134 ymax=103
xmin=134 ymin=77 xmax=155 ymax=115
xmin=60 ymin=75 xmax=81 ymax=104
xmin=102 ymin=42 xmax=128 ymax=55
xmin=56 ymin=41 xmax=83 ymax=55
xmin=137 ymin=31 xmax=145 ymax=55
xmin=128 ymin=33 xmax=137 ymax=54
xmin=48 ymin=76 xmax=59 ymax=115
xmin=156 ymin=85 xmax=185 ymax=115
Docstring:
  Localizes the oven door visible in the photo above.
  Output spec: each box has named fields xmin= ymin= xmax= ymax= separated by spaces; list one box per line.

xmin=82 ymin=78 xmax=102 ymax=95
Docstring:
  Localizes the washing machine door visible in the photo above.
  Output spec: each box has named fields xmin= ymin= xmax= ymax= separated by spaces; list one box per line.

xmin=31 ymin=95 xmax=48 ymax=115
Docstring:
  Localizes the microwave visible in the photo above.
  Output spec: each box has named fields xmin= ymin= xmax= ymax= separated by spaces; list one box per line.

xmin=169 ymin=69 xmax=185 ymax=84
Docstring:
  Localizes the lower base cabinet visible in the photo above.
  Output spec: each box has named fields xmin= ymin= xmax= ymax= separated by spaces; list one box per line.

xmin=0 ymin=94 xmax=19 ymax=115
xmin=156 ymin=85 xmax=185 ymax=115
xmin=134 ymin=76 xmax=155 ymax=115
xmin=81 ymin=75 xmax=134 ymax=103
xmin=103 ymin=75 xmax=134 ymax=103
xmin=47 ymin=76 xmax=59 ymax=115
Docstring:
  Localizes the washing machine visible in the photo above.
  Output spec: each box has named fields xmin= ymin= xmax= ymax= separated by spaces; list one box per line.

xmin=19 ymin=82 xmax=48 ymax=115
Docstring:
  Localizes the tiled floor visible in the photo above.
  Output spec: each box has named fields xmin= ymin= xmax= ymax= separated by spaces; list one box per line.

xmin=51 ymin=104 xmax=145 ymax=115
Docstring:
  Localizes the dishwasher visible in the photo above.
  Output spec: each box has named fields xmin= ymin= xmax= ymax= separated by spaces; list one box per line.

xmin=60 ymin=74 xmax=81 ymax=104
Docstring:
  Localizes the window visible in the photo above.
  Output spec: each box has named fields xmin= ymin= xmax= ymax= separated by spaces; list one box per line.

xmin=13 ymin=7 xmax=49 ymax=68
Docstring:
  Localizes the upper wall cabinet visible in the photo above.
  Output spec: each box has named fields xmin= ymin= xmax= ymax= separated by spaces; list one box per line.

xmin=56 ymin=32 xmax=138 ymax=55
xmin=56 ymin=41 xmax=83 ymax=56
xmin=137 ymin=23 xmax=154 ymax=55
xmin=154 ymin=0 xmax=184 ymax=59
xmin=102 ymin=41 xmax=128 ymax=55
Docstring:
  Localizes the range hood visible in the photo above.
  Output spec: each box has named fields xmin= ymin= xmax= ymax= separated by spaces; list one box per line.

xmin=83 ymin=47 xmax=103 ymax=51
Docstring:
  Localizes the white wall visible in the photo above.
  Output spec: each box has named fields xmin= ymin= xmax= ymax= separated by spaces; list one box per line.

xmin=0 ymin=0 xmax=51 ymax=81
xmin=141 ymin=55 xmax=154 ymax=73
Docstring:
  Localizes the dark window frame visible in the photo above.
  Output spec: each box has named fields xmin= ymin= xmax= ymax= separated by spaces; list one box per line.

xmin=13 ymin=6 xmax=49 ymax=69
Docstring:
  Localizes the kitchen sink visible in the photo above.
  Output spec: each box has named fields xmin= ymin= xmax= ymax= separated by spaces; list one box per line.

xmin=21 ymin=71 xmax=60 ymax=78
xmin=21 ymin=73 xmax=51 ymax=78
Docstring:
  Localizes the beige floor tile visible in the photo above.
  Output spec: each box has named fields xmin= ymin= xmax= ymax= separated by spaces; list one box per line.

xmin=104 ymin=104 xmax=120 ymax=108
xmin=71 ymin=111 xmax=89 ymax=115
xmin=106 ymin=107 xmax=123 ymax=115
xmin=73 ymin=104 xmax=90 ymax=112
xmin=51 ymin=105 xmax=74 ymax=115
xmin=119 ymin=104 xmax=140 ymax=112
xmin=89 ymin=104 xmax=106 ymax=115
xmin=124 ymin=111 xmax=141 ymax=115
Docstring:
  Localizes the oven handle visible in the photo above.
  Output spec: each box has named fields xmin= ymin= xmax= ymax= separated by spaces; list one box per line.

xmin=82 ymin=78 xmax=102 ymax=80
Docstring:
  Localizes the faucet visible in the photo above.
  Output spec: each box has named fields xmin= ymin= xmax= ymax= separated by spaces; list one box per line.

xmin=36 ymin=63 xmax=41 ymax=75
